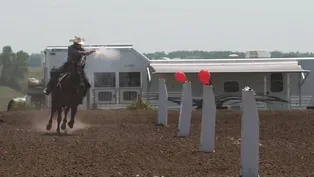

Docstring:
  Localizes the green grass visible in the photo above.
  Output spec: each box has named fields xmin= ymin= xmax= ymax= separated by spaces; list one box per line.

xmin=0 ymin=66 xmax=43 ymax=111
xmin=27 ymin=66 xmax=43 ymax=79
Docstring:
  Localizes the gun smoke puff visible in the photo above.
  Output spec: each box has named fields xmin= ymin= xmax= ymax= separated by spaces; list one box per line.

xmin=93 ymin=48 xmax=121 ymax=60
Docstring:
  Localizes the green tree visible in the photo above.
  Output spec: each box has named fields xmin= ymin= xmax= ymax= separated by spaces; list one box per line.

xmin=0 ymin=46 xmax=14 ymax=85
xmin=0 ymin=46 xmax=28 ymax=91
xmin=144 ymin=51 xmax=167 ymax=59
xmin=13 ymin=51 xmax=29 ymax=80
xmin=28 ymin=53 xmax=42 ymax=67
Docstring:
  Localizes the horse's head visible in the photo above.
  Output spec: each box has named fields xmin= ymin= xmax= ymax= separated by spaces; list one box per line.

xmin=59 ymin=61 xmax=85 ymax=94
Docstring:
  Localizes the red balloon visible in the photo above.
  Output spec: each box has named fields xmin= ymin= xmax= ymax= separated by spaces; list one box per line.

xmin=175 ymin=72 xmax=187 ymax=83
xmin=198 ymin=69 xmax=211 ymax=85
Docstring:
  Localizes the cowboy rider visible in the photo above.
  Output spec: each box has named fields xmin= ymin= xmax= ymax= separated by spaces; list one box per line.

xmin=43 ymin=36 xmax=95 ymax=103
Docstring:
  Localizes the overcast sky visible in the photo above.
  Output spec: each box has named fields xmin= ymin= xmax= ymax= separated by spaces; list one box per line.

xmin=0 ymin=0 xmax=313 ymax=53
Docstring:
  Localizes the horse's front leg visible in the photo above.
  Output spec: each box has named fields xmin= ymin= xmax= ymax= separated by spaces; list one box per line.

xmin=56 ymin=107 xmax=62 ymax=133
xmin=46 ymin=105 xmax=56 ymax=131
xmin=61 ymin=107 xmax=70 ymax=130
xmin=68 ymin=105 xmax=78 ymax=129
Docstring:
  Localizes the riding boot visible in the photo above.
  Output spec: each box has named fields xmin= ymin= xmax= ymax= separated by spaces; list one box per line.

xmin=77 ymin=79 xmax=85 ymax=104
xmin=78 ymin=89 xmax=85 ymax=104
xmin=79 ymin=96 xmax=84 ymax=104
xmin=43 ymin=79 xmax=53 ymax=95
xmin=83 ymin=87 xmax=89 ymax=98
xmin=43 ymin=87 xmax=49 ymax=95
xmin=84 ymin=77 xmax=91 ymax=89
xmin=77 ymin=80 xmax=90 ymax=105
xmin=82 ymin=76 xmax=91 ymax=100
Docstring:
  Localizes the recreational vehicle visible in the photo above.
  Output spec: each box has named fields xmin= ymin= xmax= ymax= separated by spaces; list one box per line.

xmin=148 ymin=58 xmax=314 ymax=110
xmin=41 ymin=45 xmax=314 ymax=110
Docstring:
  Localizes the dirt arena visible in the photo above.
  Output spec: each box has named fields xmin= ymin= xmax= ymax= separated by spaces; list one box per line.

xmin=0 ymin=109 xmax=314 ymax=177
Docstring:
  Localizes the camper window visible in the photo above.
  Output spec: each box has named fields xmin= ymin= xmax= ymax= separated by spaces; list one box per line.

xmin=94 ymin=72 xmax=116 ymax=87
xmin=119 ymin=72 xmax=141 ymax=87
xmin=270 ymin=73 xmax=283 ymax=92
xmin=224 ymin=81 xmax=239 ymax=92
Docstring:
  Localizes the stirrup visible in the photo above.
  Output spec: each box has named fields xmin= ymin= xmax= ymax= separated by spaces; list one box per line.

xmin=43 ymin=88 xmax=50 ymax=95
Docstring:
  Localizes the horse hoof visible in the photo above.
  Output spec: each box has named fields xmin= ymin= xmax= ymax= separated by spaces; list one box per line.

xmin=68 ymin=122 xmax=74 ymax=129
xmin=56 ymin=129 xmax=61 ymax=134
xmin=61 ymin=123 xmax=66 ymax=130
xmin=46 ymin=124 xmax=52 ymax=131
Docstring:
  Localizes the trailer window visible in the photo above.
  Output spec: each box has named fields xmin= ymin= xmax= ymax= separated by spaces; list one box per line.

xmin=119 ymin=72 xmax=141 ymax=87
xmin=123 ymin=91 xmax=138 ymax=101
xmin=224 ymin=81 xmax=239 ymax=92
xmin=270 ymin=73 xmax=283 ymax=92
xmin=94 ymin=72 xmax=116 ymax=87
xmin=98 ymin=91 xmax=113 ymax=101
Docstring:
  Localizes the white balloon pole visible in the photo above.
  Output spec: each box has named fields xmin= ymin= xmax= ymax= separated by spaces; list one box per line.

xmin=158 ymin=78 xmax=168 ymax=126
xmin=178 ymin=81 xmax=193 ymax=137
xmin=200 ymin=84 xmax=216 ymax=152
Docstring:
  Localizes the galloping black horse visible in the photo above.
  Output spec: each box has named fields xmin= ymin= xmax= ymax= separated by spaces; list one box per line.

xmin=46 ymin=58 xmax=87 ymax=133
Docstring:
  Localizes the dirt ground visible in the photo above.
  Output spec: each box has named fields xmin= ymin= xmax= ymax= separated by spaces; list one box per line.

xmin=0 ymin=109 xmax=314 ymax=177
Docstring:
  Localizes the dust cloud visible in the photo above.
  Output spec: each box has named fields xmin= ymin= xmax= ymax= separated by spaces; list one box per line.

xmin=32 ymin=117 xmax=91 ymax=134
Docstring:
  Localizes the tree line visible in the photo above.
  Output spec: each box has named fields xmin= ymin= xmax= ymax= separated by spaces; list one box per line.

xmin=1 ymin=45 xmax=314 ymax=92
xmin=0 ymin=46 xmax=29 ymax=91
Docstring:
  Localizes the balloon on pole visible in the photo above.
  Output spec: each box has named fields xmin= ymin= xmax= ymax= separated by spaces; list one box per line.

xmin=198 ymin=69 xmax=211 ymax=85
xmin=175 ymin=71 xmax=187 ymax=83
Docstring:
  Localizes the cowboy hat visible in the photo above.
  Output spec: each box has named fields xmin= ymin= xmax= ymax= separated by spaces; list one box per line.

xmin=69 ymin=36 xmax=85 ymax=45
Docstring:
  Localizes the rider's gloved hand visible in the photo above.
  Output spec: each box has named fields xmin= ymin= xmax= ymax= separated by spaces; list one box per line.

xmin=86 ymin=50 xmax=95 ymax=55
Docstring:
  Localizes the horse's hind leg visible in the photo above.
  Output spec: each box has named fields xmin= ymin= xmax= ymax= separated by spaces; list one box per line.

xmin=46 ymin=105 xmax=56 ymax=131
xmin=56 ymin=107 xmax=62 ymax=133
xmin=68 ymin=106 xmax=78 ymax=129
xmin=61 ymin=107 xmax=70 ymax=130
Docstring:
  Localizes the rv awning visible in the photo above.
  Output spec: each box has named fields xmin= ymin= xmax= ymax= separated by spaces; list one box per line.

xmin=149 ymin=61 xmax=309 ymax=73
